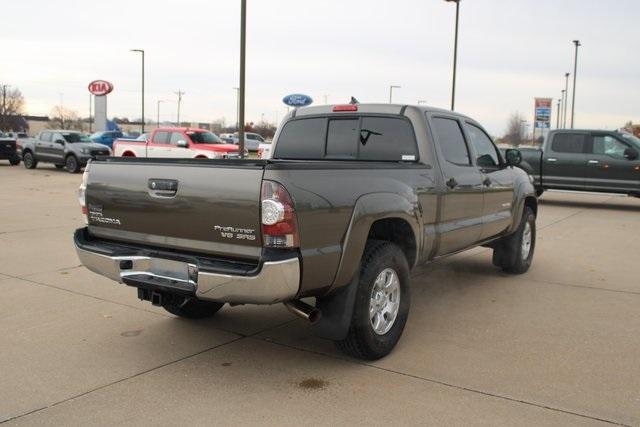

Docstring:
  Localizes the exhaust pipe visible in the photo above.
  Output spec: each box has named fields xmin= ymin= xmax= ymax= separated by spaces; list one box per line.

xmin=284 ymin=300 xmax=322 ymax=324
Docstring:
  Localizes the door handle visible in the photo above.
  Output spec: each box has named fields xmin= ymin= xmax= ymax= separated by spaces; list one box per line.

xmin=587 ymin=160 xmax=599 ymax=165
xmin=148 ymin=179 xmax=178 ymax=197
xmin=483 ymin=177 xmax=492 ymax=187
xmin=446 ymin=178 xmax=458 ymax=189
xmin=546 ymin=158 xmax=557 ymax=163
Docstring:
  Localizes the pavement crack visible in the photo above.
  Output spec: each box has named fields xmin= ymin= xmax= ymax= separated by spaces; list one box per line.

xmin=0 ymin=336 xmax=246 ymax=425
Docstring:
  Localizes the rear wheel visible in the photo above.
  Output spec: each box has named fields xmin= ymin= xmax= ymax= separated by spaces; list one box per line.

xmin=335 ymin=241 xmax=411 ymax=360
xmin=23 ymin=152 xmax=37 ymax=169
xmin=492 ymin=206 xmax=536 ymax=274
xmin=65 ymin=155 xmax=81 ymax=173
xmin=162 ymin=298 xmax=224 ymax=319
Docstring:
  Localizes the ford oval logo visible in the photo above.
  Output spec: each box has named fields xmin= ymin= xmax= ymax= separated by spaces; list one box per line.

xmin=283 ymin=94 xmax=313 ymax=107
xmin=88 ymin=80 xmax=114 ymax=96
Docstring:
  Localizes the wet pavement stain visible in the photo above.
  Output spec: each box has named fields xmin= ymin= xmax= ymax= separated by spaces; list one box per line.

xmin=221 ymin=362 xmax=232 ymax=367
xmin=298 ymin=378 xmax=328 ymax=390
xmin=120 ymin=329 xmax=143 ymax=337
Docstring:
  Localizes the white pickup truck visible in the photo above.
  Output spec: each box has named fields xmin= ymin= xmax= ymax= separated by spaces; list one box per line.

xmin=113 ymin=127 xmax=241 ymax=158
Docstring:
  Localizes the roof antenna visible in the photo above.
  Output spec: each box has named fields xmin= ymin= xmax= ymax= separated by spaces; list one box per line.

xmin=349 ymin=96 xmax=360 ymax=105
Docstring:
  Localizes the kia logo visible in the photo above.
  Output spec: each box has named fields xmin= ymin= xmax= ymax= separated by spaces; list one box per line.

xmin=88 ymin=80 xmax=114 ymax=96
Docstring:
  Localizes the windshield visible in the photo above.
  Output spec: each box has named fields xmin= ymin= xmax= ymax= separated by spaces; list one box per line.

xmin=187 ymin=131 xmax=223 ymax=144
xmin=63 ymin=133 xmax=92 ymax=143
xmin=620 ymin=133 xmax=640 ymax=148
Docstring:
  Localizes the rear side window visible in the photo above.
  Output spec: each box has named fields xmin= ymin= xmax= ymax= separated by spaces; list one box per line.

xmin=551 ymin=133 xmax=586 ymax=153
xmin=169 ymin=132 xmax=185 ymax=145
xmin=153 ymin=131 xmax=170 ymax=144
xmin=431 ymin=117 xmax=471 ymax=166
xmin=40 ymin=132 xmax=51 ymax=142
xmin=358 ymin=117 xmax=418 ymax=161
xmin=274 ymin=118 xmax=326 ymax=159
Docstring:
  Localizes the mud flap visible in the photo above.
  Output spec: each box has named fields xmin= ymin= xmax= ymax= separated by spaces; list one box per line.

xmin=312 ymin=274 xmax=359 ymax=341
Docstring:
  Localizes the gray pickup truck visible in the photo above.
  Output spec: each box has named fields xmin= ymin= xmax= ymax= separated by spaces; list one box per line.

xmin=74 ymin=104 xmax=537 ymax=359
xmin=21 ymin=130 xmax=111 ymax=173
xmin=519 ymin=129 xmax=640 ymax=197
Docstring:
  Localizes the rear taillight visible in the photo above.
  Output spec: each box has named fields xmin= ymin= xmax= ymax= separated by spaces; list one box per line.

xmin=261 ymin=180 xmax=298 ymax=248
xmin=78 ymin=161 xmax=90 ymax=224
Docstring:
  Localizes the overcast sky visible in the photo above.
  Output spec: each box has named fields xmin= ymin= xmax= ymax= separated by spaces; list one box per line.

xmin=2 ymin=0 xmax=639 ymax=135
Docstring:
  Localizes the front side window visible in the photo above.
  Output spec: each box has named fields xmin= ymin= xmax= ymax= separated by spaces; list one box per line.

xmin=40 ymin=132 xmax=52 ymax=142
xmin=551 ymin=133 xmax=586 ymax=153
xmin=431 ymin=117 xmax=471 ymax=166
xmin=170 ymin=132 xmax=186 ymax=145
xmin=465 ymin=123 xmax=500 ymax=168
xmin=187 ymin=131 xmax=223 ymax=144
xmin=592 ymin=135 xmax=629 ymax=159
xmin=62 ymin=133 xmax=91 ymax=143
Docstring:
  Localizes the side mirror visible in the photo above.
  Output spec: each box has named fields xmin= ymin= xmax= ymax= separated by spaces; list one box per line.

xmin=55 ymin=139 xmax=65 ymax=145
xmin=624 ymin=147 xmax=638 ymax=160
xmin=176 ymin=140 xmax=188 ymax=148
xmin=505 ymin=149 xmax=522 ymax=166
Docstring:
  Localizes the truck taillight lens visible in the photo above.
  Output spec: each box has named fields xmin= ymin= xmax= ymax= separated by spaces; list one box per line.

xmin=78 ymin=161 xmax=90 ymax=224
xmin=261 ymin=180 xmax=298 ymax=248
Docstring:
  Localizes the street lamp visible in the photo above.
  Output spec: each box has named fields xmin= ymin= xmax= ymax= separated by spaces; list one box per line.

xmin=563 ymin=72 xmax=570 ymax=127
xmin=174 ymin=90 xmax=185 ymax=126
xmin=130 ymin=49 xmax=145 ymax=133
xmin=570 ymin=40 xmax=581 ymax=129
xmin=556 ymin=98 xmax=561 ymax=129
xmin=156 ymin=100 xmax=166 ymax=128
xmin=445 ymin=0 xmax=461 ymax=111
xmin=560 ymin=89 xmax=566 ymax=128
xmin=238 ymin=0 xmax=247 ymax=158
xmin=389 ymin=85 xmax=401 ymax=103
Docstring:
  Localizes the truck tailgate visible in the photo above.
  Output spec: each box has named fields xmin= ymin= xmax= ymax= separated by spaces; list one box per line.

xmin=85 ymin=159 xmax=265 ymax=260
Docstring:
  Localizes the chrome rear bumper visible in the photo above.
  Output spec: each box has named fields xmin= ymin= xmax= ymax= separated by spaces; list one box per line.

xmin=74 ymin=229 xmax=300 ymax=304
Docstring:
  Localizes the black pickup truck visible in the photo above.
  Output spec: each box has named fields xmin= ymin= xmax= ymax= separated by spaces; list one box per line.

xmin=74 ymin=104 xmax=538 ymax=359
xmin=518 ymin=129 xmax=640 ymax=197
xmin=0 ymin=133 xmax=21 ymax=165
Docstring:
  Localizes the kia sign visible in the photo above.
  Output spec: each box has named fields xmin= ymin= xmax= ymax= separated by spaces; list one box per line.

xmin=88 ymin=80 xmax=114 ymax=96
xmin=283 ymin=94 xmax=313 ymax=107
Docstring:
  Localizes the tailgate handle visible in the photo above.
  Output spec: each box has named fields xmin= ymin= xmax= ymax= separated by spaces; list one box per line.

xmin=148 ymin=179 xmax=178 ymax=197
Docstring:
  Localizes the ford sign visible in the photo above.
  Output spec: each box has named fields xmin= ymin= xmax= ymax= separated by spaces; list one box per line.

xmin=283 ymin=94 xmax=313 ymax=107
xmin=88 ymin=80 xmax=114 ymax=96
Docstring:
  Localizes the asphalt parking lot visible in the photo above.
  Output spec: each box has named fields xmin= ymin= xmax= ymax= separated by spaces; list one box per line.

xmin=1 ymin=163 xmax=639 ymax=426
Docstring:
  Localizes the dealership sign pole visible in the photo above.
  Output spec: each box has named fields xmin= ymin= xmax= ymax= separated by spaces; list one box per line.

xmin=88 ymin=80 xmax=113 ymax=133
xmin=533 ymin=98 xmax=552 ymax=144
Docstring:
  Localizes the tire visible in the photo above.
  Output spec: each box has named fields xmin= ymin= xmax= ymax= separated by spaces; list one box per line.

xmin=65 ymin=155 xmax=81 ymax=173
xmin=492 ymin=206 xmax=536 ymax=274
xmin=55 ymin=164 xmax=64 ymax=169
xmin=9 ymin=157 xmax=20 ymax=166
xmin=162 ymin=298 xmax=224 ymax=319
xmin=335 ymin=241 xmax=411 ymax=360
xmin=23 ymin=151 xmax=37 ymax=169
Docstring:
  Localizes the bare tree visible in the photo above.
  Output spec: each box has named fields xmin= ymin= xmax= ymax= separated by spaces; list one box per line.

xmin=0 ymin=85 xmax=25 ymax=131
xmin=505 ymin=112 xmax=526 ymax=147
xmin=49 ymin=106 xmax=81 ymax=130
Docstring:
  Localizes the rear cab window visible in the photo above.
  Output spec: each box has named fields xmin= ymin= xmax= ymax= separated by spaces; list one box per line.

xmin=274 ymin=115 xmax=418 ymax=161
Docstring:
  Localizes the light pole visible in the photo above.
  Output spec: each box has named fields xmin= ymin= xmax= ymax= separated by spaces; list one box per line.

xmin=563 ymin=72 xmax=570 ymax=127
xmin=89 ymin=94 xmax=93 ymax=133
xmin=570 ymin=40 xmax=581 ymax=129
xmin=556 ymin=98 xmax=561 ymax=129
xmin=156 ymin=100 xmax=166 ymax=129
xmin=175 ymin=90 xmax=185 ymax=126
xmin=560 ymin=89 xmax=566 ymax=128
xmin=238 ymin=0 xmax=247 ymax=158
xmin=130 ymin=49 xmax=145 ymax=133
xmin=389 ymin=85 xmax=401 ymax=103
xmin=233 ymin=87 xmax=240 ymax=131
xmin=445 ymin=0 xmax=460 ymax=111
